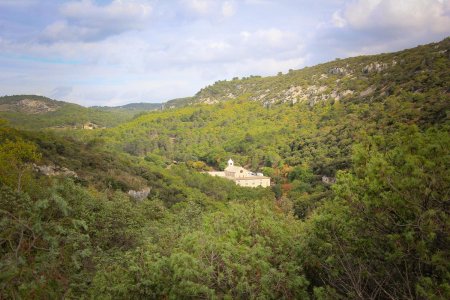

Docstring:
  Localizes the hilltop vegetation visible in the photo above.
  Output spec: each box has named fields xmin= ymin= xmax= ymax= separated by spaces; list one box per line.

xmin=0 ymin=39 xmax=449 ymax=299
xmin=94 ymin=102 xmax=162 ymax=110
xmin=166 ymin=37 xmax=450 ymax=108
xmin=0 ymin=95 xmax=161 ymax=130
xmin=99 ymin=38 xmax=449 ymax=207
xmin=1 ymin=120 xmax=448 ymax=299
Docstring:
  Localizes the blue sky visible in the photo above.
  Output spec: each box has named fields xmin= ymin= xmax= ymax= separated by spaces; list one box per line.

xmin=0 ymin=0 xmax=449 ymax=106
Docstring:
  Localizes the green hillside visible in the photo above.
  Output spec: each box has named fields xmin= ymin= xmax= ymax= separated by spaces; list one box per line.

xmin=103 ymin=38 xmax=449 ymax=177
xmin=92 ymin=102 xmax=162 ymax=112
xmin=0 ymin=95 xmax=160 ymax=130
xmin=0 ymin=39 xmax=449 ymax=299
xmin=165 ymin=37 xmax=450 ymax=108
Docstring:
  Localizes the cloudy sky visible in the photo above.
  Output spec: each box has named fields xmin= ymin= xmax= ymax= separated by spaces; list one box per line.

xmin=0 ymin=0 xmax=449 ymax=106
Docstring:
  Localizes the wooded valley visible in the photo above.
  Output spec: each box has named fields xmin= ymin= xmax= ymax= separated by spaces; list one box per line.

xmin=0 ymin=38 xmax=449 ymax=299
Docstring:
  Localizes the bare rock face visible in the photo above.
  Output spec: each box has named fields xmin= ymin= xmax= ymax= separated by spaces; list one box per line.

xmin=362 ymin=62 xmax=389 ymax=74
xmin=322 ymin=176 xmax=336 ymax=184
xmin=128 ymin=187 xmax=151 ymax=201
xmin=279 ymin=85 xmax=354 ymax=106
xmin=360 ymin=86 xmax=376 ymax=97
xmin=328 ymin=67 xmax=349 ymax=75
xmin=17 ymin=99 xmax=58 ymax=114
xmin=83 ymin=122 xmax=101 ymax=130
xmin=198 ymin=97 xmax=220 ymax=105
xmin=34 ymin=164 xmax=78 ymax=177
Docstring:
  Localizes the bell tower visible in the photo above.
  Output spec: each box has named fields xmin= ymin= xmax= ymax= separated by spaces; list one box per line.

xmin=227 ymin=158 xmax=234 ymax=167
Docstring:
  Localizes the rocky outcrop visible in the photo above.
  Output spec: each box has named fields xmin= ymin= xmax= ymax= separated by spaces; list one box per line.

xmin=34 ymin=164 xmax=78 ymax=177
xmin=360 ymin=86 xmax=376 ymax=97
xmin=322 ymin=176 xmax=336 ymax=184
xmin=362 ymin=62 xmax=389 ymax=74
xmin=160 ymin=38 xmax=450 ymax=110
xmin=278 ymin=85 xmax=354 ymax=106
xmin=128 ymin=187 xmax=151 ymax=201
xmin=83 ymin=122 xmax=102 ymax=130
xmin=17 ymin=99 xmax=59 ymax=114
xmin=328 ymin=67 xmax=349 ymax=76
xmin=197 ymin=97 xmax=220 ymax=105
xmin=0 ymin=98 xmax=60 ymax=114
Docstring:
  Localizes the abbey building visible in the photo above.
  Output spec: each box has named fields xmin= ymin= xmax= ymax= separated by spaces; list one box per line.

xmin=207 ymin=159 xmax=271 ymax=188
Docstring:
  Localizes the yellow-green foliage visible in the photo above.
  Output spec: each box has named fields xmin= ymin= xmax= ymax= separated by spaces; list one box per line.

xmin=0 ymin=38 xmax=449 ymax=299
xmin=0 ymin=138 xmax=41 ymax=192
xmin=0 ymin=95 xmax=160 ymax=130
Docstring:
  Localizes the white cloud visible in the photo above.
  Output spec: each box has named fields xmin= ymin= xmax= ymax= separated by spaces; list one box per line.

xmin=182 ymin=0 xmax=212 ymax=15
xmin=41 ymin=0 xmax=152 ymax=42
xmin=244 ymin=0 xmax=272 ymax=5
xmin=4 ymin=0 xmax=447 ymax=106
xmin=42 ymin=20 xmax=98 ymax=42
xmin=331 ymin=10 xmax=346 ymax=28
xmin=181 ymin=0 xmax=236 ymax=18
xmin=335 ymin=0 xmax=450 ymax=34
xmin=61 ymin=0 xmax=152 ymax=24
xmin=0 ymin=0 xmax=37 ymax=7
xmin=51 ymin=86 xmax=73 ymax=99
xmin=222 ymin=1 xmax=236 ymax=17
xmin=229 ymin=57 xmax=306 ymax=76
xmin=240 ymin=28 xmax=299 ymax=48
xmin=0 ymin=22 xmax=307 ymax=104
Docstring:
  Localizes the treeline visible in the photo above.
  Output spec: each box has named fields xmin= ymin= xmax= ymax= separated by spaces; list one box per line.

xmin=1 ymin=38 xmax=449 ymax=298
xmin=167 ymin=38 xmax=450 ymax=108
xmin=0 ymin=95 xmax=153 ymax=130
xmin=96 ymin=78 xmax=448 ymax=211
xmin=1 ymin=121 xmax=448 ymax=298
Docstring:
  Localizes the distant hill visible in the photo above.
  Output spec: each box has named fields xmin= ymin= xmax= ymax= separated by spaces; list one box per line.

xmin=1 ymin=38 xmax=449 ymax=300
xmin=2 ymin=37 xmax=449 ymax=132
xmin=102 ymin=37 xmax=449 ymax=177
xmin=163 ymin=97 xmax=195 ymax=108
xmin=93 ymin=102 xmax=162 ymax=111
xmin=0 ymin=95 xmax=76 ymax=114
xmin=114 ymin=102 xmax=162 ymax=110
xmin=165 ymin=37 xmax=450 ymax=108
xmin=0 ymin=95 xmax=160 ymax=129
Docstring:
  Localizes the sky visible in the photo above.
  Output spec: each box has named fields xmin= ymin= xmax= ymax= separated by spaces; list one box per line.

xmin=0 ymin=0 xmax=449 ymax=106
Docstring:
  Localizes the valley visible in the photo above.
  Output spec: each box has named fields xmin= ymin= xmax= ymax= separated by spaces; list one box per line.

xmin=0 ymin=38 xmax=449 ymax=299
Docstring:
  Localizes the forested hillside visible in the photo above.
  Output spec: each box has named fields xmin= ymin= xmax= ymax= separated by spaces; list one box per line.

xmin=92 ymin=102 xmax=162 ymax=115
xmin=99 ymin=38 xmax=449 ymax=208
xmin=0 ymin=95 xmax=160 ymax=129
xmin=0 ymin=39 xmax=449 ymax=299
xmin=166 ymin=38 xmax=449 ymax=108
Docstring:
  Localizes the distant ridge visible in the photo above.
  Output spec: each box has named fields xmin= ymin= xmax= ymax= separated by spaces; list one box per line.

xmin=92 ymin=102 xmax=162 ymax=111
xmin=164 ymin=37 xmax=450 ymax=109
xmin=0 ymin=95 xmax=160 ymax=129
xmin=1 ymin=37 xmax=449 ymax=127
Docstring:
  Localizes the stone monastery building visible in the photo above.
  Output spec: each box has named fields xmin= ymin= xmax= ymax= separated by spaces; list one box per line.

xmin=208 ymin=159 xmax=271 ymax=188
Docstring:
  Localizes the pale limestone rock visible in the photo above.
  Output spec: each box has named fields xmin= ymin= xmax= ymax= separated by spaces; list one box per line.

xmin=34 ymin=164 xmax=78 ymax=178
xmin=128 ymin=187 xmax=151 ymax=201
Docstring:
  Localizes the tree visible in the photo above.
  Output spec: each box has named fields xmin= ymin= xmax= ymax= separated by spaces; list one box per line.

xmin=303 ymin=126 xmax=450 ymax=299
xmin=90 ymin=201 xmax=309 ymax=299
xmin=0 ymin=139 xmax=41 ymax=192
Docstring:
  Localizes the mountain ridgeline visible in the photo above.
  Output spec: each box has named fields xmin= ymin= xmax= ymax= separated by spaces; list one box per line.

xmin=0 ymin=95 xmax=162 ymax=129
xmin=165 ymin=37 xmax=449 ymax=109
xmin=104 ymin=38 xmax=449 ymax=176
xmin=92 ymin=102 xmax=162 ymax=112
xmin=0 ymin=38 xmax=449 ymax=299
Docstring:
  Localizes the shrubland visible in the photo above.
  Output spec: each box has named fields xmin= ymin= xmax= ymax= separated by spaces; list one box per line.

xmin=0 ymin=38 xmax=449 ymax=298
